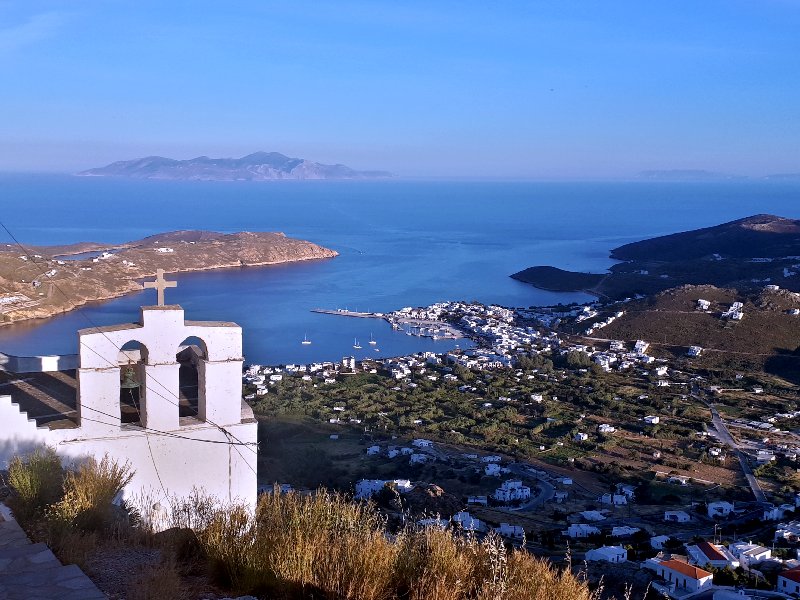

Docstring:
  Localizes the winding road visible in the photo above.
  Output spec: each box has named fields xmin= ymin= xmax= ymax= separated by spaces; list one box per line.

xmin=700 ymin=392 xmax=767 ymax=504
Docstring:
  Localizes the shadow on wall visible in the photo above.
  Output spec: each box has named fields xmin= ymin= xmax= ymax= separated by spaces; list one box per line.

xmin=0 ymin=353 xmax=79 ymax=373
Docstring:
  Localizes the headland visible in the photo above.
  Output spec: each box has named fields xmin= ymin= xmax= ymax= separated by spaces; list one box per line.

xmin=512 ymin=214 xmax=800 ymax=300
xmin=0 ymin=230 xmax=337 ymax=324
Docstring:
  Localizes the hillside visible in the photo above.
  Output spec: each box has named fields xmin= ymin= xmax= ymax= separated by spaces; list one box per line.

xmin=574 ymin=284 xmax=800 ymax=379
xmin=512 ymin=214 xmax=800 ymax=300
xmin=0 ymin=230 xmax=338 ymax=324
xmin=78 ymin=151 xmax=393 ymax=180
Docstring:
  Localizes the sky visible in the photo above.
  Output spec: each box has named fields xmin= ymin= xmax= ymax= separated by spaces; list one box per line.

xmin=0 ymin=1 xmax=799 ymax=178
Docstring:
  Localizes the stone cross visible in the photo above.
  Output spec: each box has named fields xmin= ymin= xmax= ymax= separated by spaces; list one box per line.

xmin=143 ymin=269 xmax=177 ymax=306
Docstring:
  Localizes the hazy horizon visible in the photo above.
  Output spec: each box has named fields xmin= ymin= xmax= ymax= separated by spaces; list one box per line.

xmin=2 ymin=1 xmax=799 ymax=178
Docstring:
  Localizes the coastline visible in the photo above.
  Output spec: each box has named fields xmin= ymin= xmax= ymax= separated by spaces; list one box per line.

xmin=0 ymin=231 xmax=338 ymax=327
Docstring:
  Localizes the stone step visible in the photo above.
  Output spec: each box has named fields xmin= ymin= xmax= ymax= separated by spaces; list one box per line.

xmin=0 ymin=520 xmax=30 ymax=549
xmin=0 ymin=563 xmax=107 ymax=600
xmin=0 ymin=542 xmax=62 ymax=575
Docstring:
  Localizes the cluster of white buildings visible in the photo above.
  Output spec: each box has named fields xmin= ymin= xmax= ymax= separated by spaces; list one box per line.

xmin=493 ymin=479 xmax=531 ymax=503
xmin=354 ymin=478 xmax=414 ymax=499
xmin=582 ymin=338 xmax=660 ymax=374
xmin=584 ymin=310 xmax=624 ymax=336
xmin=721 ymin=301 xmax=744 ymax=320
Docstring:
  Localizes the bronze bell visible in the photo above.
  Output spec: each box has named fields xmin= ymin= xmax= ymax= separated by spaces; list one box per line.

xmin=120 ymin=366 xmax=140 ymax=389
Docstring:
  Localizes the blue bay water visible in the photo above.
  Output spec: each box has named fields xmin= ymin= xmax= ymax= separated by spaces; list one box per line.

xmin=0 ymin=174 xmax=798 ymax=364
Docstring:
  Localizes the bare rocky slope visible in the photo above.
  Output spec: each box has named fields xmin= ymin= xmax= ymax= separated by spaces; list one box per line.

xmin=0 ymin=230 xmax=338 ymax=324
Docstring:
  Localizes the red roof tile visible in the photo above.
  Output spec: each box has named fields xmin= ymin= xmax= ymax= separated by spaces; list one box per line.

xmin=697 ymin=541 xmax=727 ymax=562
xmin=781 ymin=567 xmax=800 ymax=584
xmin=660 ymin=559 xmax=712 ymax=580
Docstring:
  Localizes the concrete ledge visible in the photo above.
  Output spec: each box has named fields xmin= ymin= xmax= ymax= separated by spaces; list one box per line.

xmin=0 ymin=352 xmax=78 ymax=373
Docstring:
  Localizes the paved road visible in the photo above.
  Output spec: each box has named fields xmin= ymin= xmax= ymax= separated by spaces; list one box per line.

xmin=702 ymin=396 xmax=768 ymax=504
xmin=507 ymin=463 xmax=555 ymax=509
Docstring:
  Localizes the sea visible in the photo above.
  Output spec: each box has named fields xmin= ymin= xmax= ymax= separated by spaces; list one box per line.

xmin=1 ymin=174 xmax=798 ymax=365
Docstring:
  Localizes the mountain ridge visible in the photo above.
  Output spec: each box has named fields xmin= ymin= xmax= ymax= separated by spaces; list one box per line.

xmin=77 ymin=152 xmax=393 ymax=181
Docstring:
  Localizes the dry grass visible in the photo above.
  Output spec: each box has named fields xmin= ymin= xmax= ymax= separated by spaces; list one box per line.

xmin=51 ymin=529 xmax=98 ymax=570
xmin=126 ymin=556 xmax=184 ymax=600
xmin=48 ymin=455 xmax=133 ymax=533
xmin=192 ymin=487 xmax=603 ymax=600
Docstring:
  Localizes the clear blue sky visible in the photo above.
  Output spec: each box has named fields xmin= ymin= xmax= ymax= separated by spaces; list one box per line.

xmin=1 ymin=1 xmax=798 ymax=177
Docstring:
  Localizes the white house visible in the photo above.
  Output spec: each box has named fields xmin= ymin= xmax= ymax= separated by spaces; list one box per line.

xmin=563 ymin=524 xmax=600 ymax=539
xmin=585 ymin=545 xmax=626 ymax=563
xmin=493 ymin=480 xmax=531 ymax=503
xmin=611 ymin=526 xmax=640 ymax=537
xmin=597 ymin=424 xmax=616 ymax=434
xmin=652 ymin=559 xmax=713 ymax=594
xmin=775 ymin=521 xmax=800 ymax=542
xmin=599 ymin=493 xmax=627 ymax=506
xmin=0 ymin=294 xmax=257 ymax=522
xmin=650 ymin=535 xmax=671 ymax=550
xmin=574 ymin=432 xmax=589 ymax=442
xmin=644 ymin=415 xmax=660 ymax=425
xmin=484 ymin=463 xmax=501 ymax=476
xmin=687 ymin=345 xmax=703 ymax=357
xmin=707 ymin=500 xmax=734 ymax=518
xmin=778 ymin=568 xmax=800 ymax=596
xmin=496 ymin=523 xmax=525 ymax=541
xmin=355 ymin=479 xmax=413 ymax=499
xmin=452 ymin=511 xmax=486 ymax=532
xmin=764 ymin=504 xmax=795 ymax=521
xmin=412 ymin=438 xmax=433 ymax=448
xmin=616 ymin=483 xmax=636 ymax=500
xmin=687 ymin=541 xmax=740 ymax=569
xmin=664 ymin=510 xmax=691 ymax=523
xmin=729 ymin=541 xmax=771 ymax=566
xmin=366 ymin=445 xmax=381 ymax=456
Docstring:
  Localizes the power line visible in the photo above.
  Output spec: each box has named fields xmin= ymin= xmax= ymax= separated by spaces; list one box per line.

xmin=0 ymin=219 xmax=258 ymax=452
xmin=0 ymin=220 xmax=260 ymax=488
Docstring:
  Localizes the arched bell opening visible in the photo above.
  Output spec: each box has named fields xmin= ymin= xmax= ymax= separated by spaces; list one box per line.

xmin=119 ymin=340 xmax=149 ymax=426
xmin=176 ymin=336 xmax=207 ymax=419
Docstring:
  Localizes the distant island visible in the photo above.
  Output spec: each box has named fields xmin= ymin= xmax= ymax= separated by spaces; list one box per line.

xmin=0 ymin=231 xmax=337 ymax=324
xmin=77 ymin=151 xmax=393 ymax=181
xmin=512 ymin=214 xmax=800 ymax=300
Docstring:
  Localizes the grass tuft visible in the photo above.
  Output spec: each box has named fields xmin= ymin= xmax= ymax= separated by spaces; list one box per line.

xmin=48 ymin=454 xmax=133 ymax=533
xmin=6 ymin=446 xmax=64 ymax=522
xmin=192 ymin=487 xmax=602 ymax=600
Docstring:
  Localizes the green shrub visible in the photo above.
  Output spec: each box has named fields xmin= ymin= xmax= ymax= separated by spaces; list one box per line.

xmin=48 ymin=454 xmax=133 ymax=533
xmin=7 ymin=447 xmax=64 ymax=521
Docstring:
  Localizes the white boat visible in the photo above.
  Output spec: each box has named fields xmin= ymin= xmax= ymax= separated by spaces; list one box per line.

xmin=301 ymin=334 xmax=311 ymax=345
xmin=368 ymin=333 xmax=377 ymax=345
xmin=353 ymin=338 xmax=362 ymax=349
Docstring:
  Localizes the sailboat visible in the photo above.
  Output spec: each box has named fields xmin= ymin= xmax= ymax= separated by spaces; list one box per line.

xmin=301 ymin=334 xmax=311 ymax=345
xmin=353 ymin=338 xmax=362 ymax=349
xmin=368 ymin=333 xmax=377 ymax=346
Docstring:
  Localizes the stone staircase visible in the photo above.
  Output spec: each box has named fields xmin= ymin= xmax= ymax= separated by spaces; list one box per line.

xmin=0 ymin=510 xmax=106 ymax=600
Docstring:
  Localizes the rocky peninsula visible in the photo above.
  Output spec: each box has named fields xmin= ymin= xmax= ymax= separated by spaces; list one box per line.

xmin=512 ymin=214 xmax=800 ymax=300
xmin=0 ymin=230 xmax=338 ymax=324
